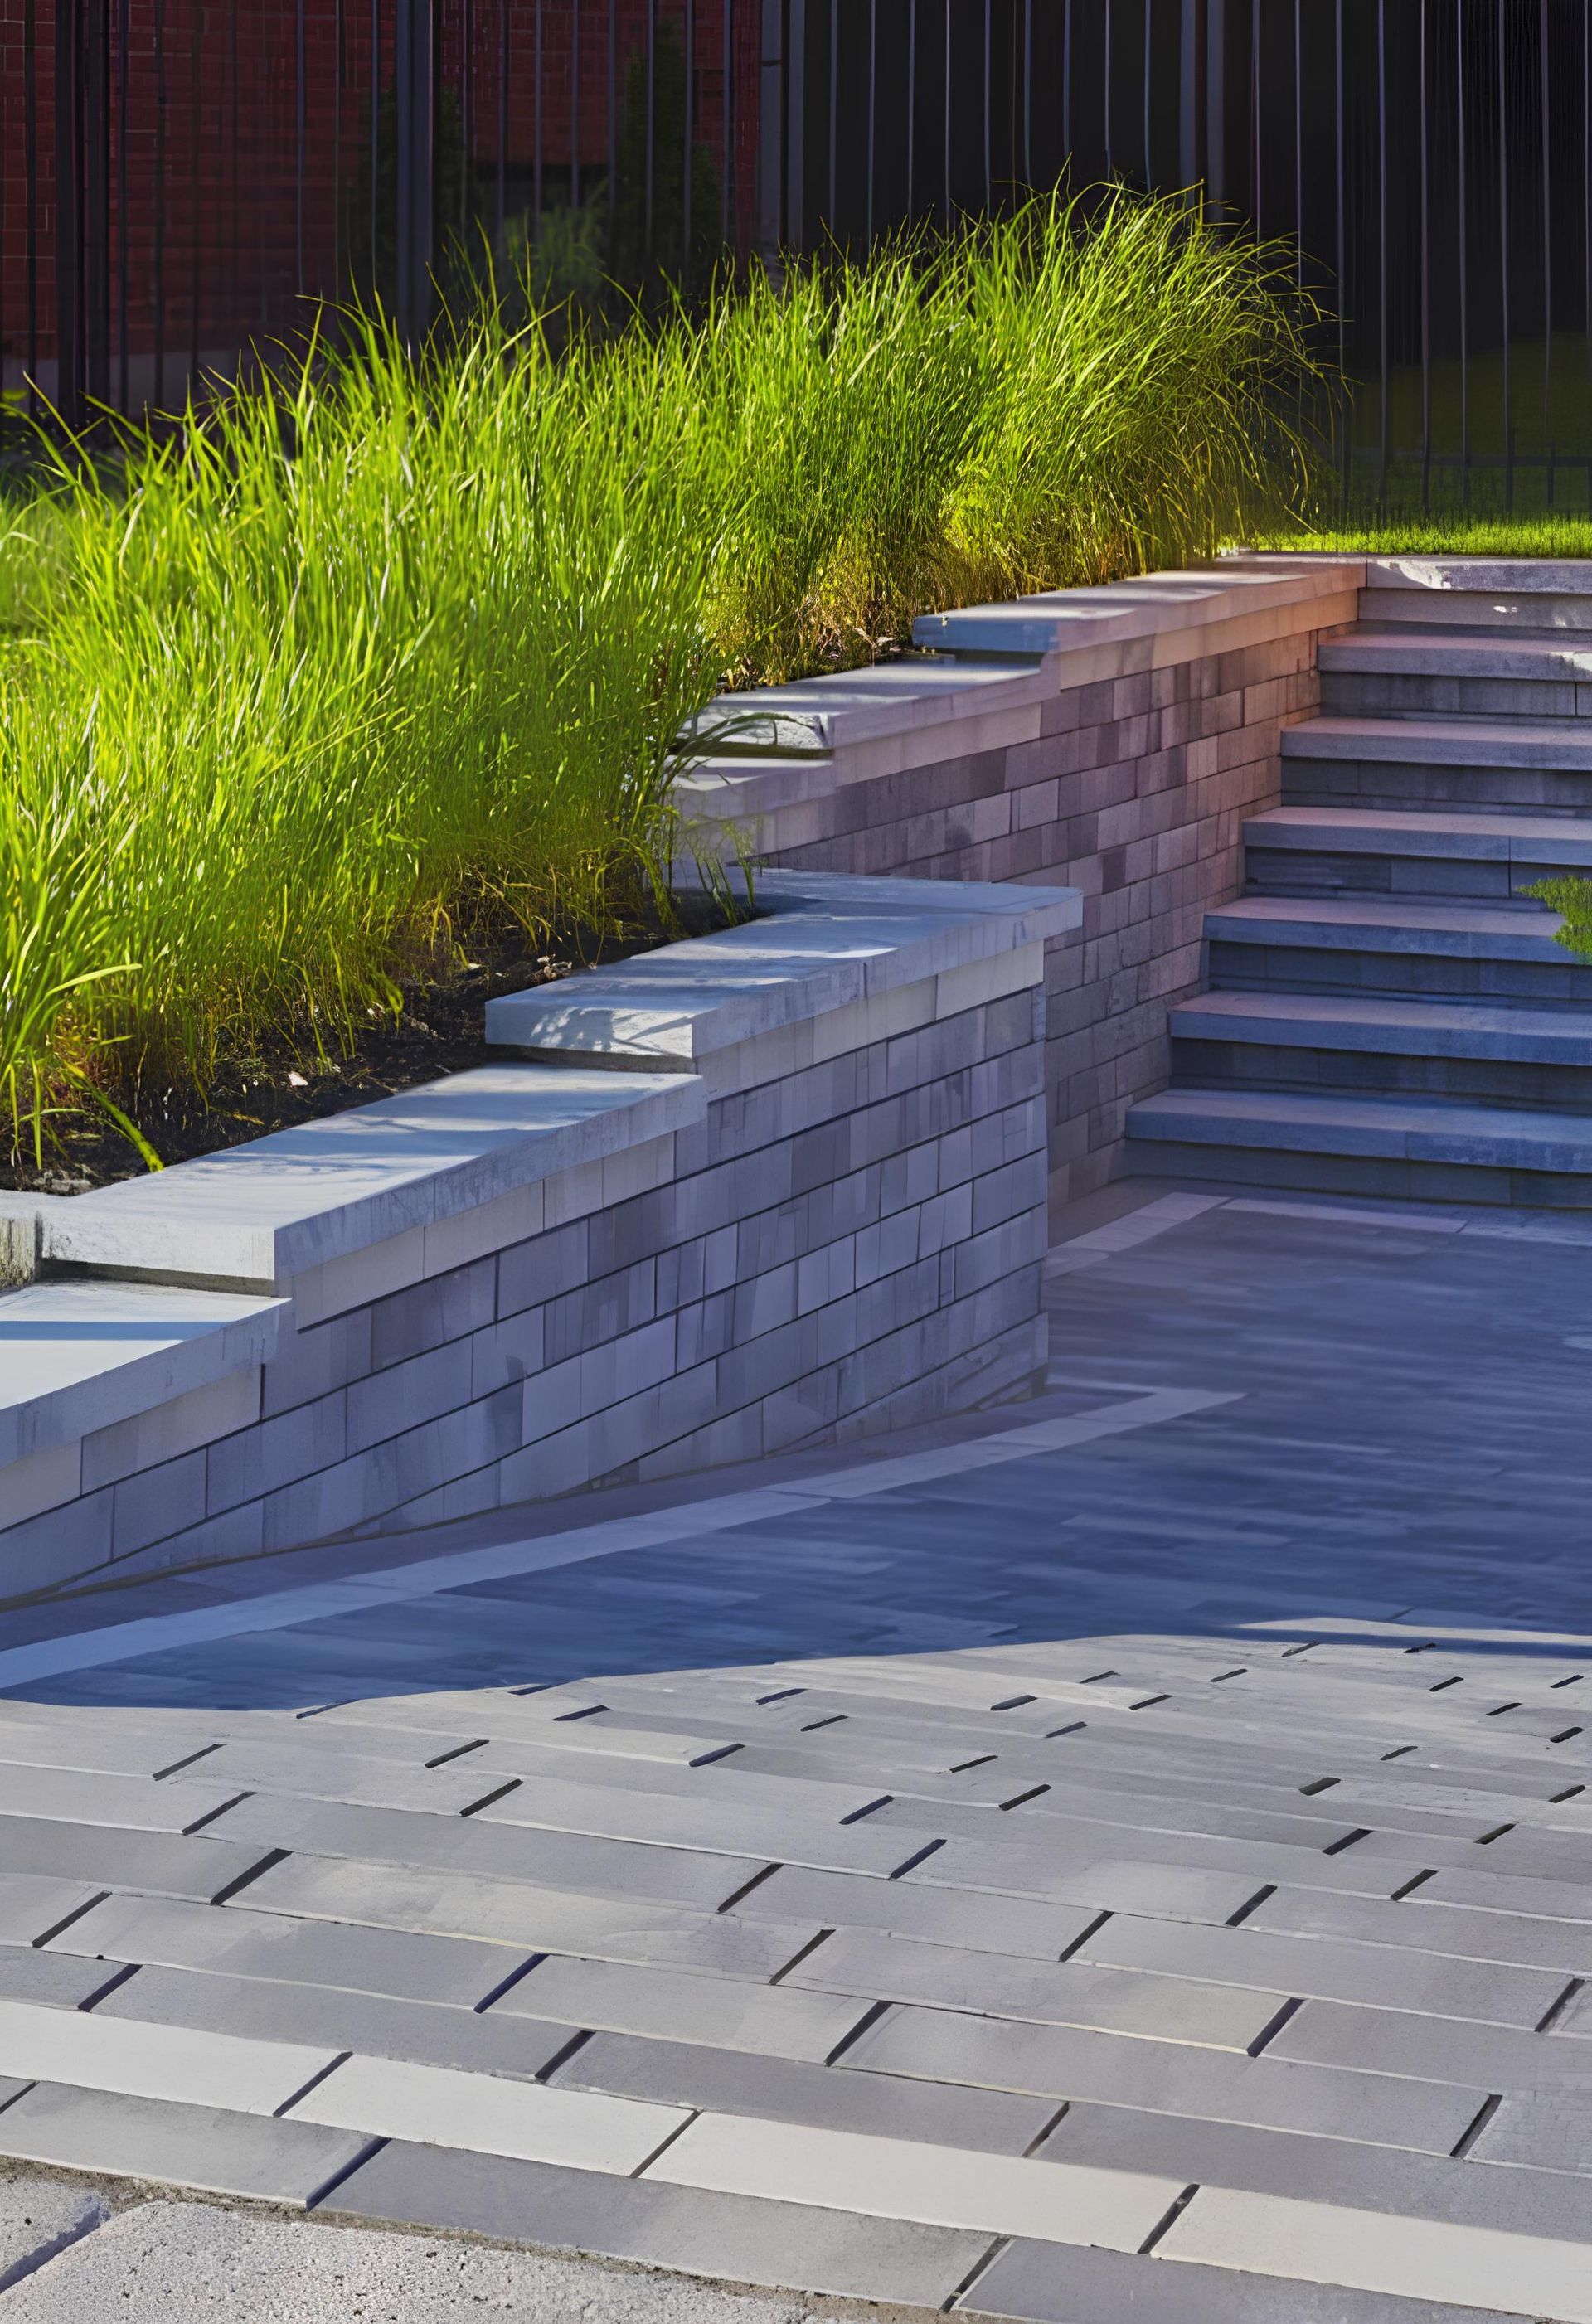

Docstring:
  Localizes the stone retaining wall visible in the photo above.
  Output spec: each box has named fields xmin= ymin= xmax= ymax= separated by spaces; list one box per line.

xmin=0 ymin=874 xmax=1075 ymax=1598
xmin=682 ymin=554 xmax=1366 ymax=1211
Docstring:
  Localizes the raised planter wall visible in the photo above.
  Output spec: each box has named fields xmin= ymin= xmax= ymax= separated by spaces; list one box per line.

xmin=683 ymin=553 xmax=1366 ymax=1212
xmin=0 ymin=874 xmax=1075 ymax=1597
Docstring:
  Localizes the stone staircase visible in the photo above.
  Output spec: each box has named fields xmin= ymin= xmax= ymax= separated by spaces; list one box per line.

xmin=1128 ymin=559 xmax=1592 ymax=1205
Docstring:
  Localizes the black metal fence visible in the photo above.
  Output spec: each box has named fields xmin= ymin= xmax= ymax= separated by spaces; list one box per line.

xmin=7 ymin=0 xmax=1592 ymax=512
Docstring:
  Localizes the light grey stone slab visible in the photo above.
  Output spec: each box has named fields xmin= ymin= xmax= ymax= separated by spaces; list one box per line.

xmin=487 ymin=870 xmax=1073 ymax=1063
xmin=289 ymin=2050 xmax=685 ymax=2173
xmin=1036 ymin=2098 xmax=1592 ymax=2239
xmin=723 ymin=1864 xmax=1106 ymax=1959
xmin=0 ymin=1764 xmax=245 ymax=1837
xmin=464 ymin=1738 xmax=886 ymax=1825
xmin=1076 ymin=1909 xmax=1568 ymax=2026
xmin=843 ymin=2006 xmax=1485 ymax=2153
xmin=169 ymin=1738 xmax=514 ymax=1814
xmin=959 ymin=2234 xmax=1531 ymax=2324
xmin=0 ymin=2200 xmax=857 ymax=2324
xmin=0 ymin=1875 xmax=105 ymax=1949
xmin=0 ymin=2082 xmax=371 ymax=2207
xmin=200 ymin=1792 xmax=764 ymax=1910
xmin=787 ymin=1928 xmax=1285 ymax=2052
xmin=0 ymin=2177 xmax=109 ymax=2292
xmin=0 ymin=1720 xmax=223 ymax=1782
xmin=1250 ymin=1881 xmax=1592 ymax=1974
xmin=44 ymin=1069 xmax=703 ymax=1287
xmin=902 ymin=1844 xmax=1267 ymax=1925
xmin=648 ymin=2111 xmax=1182 ymax=2251
xmin=0 ymin=1817 xmax=274 ymax=1906
xmin=474 ymin=1776 xmax=941 ymax=1878
xmin=913 ymin=556 xmax=1361 ymax=658
xmin=237 ymin=1852 xmax=818 ymax=1980
xmin=910 ymin=1823 xmax=1425 ymax=1906
xmin=551 ymin=2027 xmax=1056 ymax=2153
xmin=1271 ymin=1997 xmax=1592 ymax=2094
xmin=95 ymin=1962 xmax=578 ymax=2077
xmin=1472 ymin=2090 xmax=1592 ymax=2174
xmin=0 ymin=1279 xmax=281 ymax=1469
xmin=48 ymin=1890 xmax=535 ymax=2010
xmin=327 ymin=2137 xmax=991 ymax=2307
xmin=1158 ymin=2181 xmax=1592 ymax=2322
xmin=0 ymin=1992 xmax=337 ymax=2114
xmin=0 ymin=1945 xmax=131 ymax=2012
xmin=495 ymin=1954 xmax=876 ymax=2065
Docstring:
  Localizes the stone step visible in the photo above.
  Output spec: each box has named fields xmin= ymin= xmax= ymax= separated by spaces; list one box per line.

xmin=1206 ymin=894 xmax=1592 ymax=1008
xmin=1168 ymin=989 xmax=1592 ymax=1112
xmin=1363 ymin=555 xmax=1592 ymax=631
xmin=1243 ymin=806 xmax=1592 ymax=902
xmin=1126 ymin=1085 xmax=1592 ymax=1206
xmin=1319 ymin=628 xmax=1592 ymax=720
xmin=1280 ymin=715 xmax=1592 ymax=816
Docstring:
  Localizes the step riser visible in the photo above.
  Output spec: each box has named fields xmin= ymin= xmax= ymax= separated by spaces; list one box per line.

xmin=1321 ymin=671 xmax=1592 ymax=720
xmin=1172 ymin=1038 xmax=1592 ymax=1113
xmin=1128 ymin=1137 xmax=1592 ymax=1209
xmin=1208 ymin=939 xmax=1592 ymax=1009
xmin=1282 ymin=761 xmax=1592 ymax=817
xmin=1244 ymin=847 xmax=1569 ymax=903
xmin=1362 ymin=590 xmax=1592 ymax=630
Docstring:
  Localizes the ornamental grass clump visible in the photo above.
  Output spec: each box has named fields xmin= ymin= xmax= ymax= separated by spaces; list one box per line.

xmin=0 ymin=186 xmax=1319 ymax=1168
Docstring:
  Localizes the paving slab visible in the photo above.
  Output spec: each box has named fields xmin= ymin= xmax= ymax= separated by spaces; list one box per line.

xmin=0 ymin=2199 xmax=876 ymax=2322
xmin=0 ymin=2083 xmax=371 ymax=2206
xmin=0 ymin=2176 xmax=109 ymax=2292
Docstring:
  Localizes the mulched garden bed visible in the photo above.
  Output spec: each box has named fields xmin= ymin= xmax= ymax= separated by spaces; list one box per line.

xmin=2 ymin=897 xmax=731 ymax=1197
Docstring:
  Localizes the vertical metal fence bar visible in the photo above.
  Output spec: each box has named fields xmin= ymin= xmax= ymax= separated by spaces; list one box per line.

xmin=1104 ymin=0 xmax=1113 ymax=178
xmin=496 ymin=0 xmax=507 ymax=242
xmin=1459 ymin=0 xmax=1470 ymax=501
xmin=1421 ymin=0 xmax=1432 ymax=507
xmin=1251 ymin=0 xmax=1260 ymax=226
xmin=1335 ymin=0 xmax=1347 ymax=504
xmin=53 ymin=0 xmax=80 ymax=427
xmin=396 ymin=0 xmax=435 ymax=348
xmin=983 ymin=0 xmax=992 ymax=210
xmin=944 ymin=0 xmax=953 ymax=219
xmin=1378 ymin=0 xmax=1389 ymax=503
xmin=828 ymin=0 xmax=838 ymax=226
xmin=190 ymin=0 xmax=202 ymax=387
xmin=85 ymin=0 xmax=109 ymax=410
xmin=686 ymin=0 xmax=696 ymax=267
xmin=1294 ymin=0 xmax=1303 ymax=281
xmin=1541 ymin=0 xmax=1552 ymax=468
xmin=1063 ymin=0 xmax=1073 ymax=167
xmin=1143 ymin=0 xmax=1152 ymax=184
xmin=609 ymin=0 xmax=619 ymax=229
xmin=1499 ymin=0 xmax=1512 ymax=507
xmin=154 ymin=0 xmax=167 ymax=409
xmin=24 ymin=0 xmax=38 ymax=415
xmin=644 ymin=0 xmax=655 ymax=250
xmin=721 ymin=0 xmax=732 ymax=246
xmin=866 ymin=0 xmax=876 ymax=244
xmin=1023 ymin=0 xmax=1032 ymax=186
xmin=297 ymin=0 xmax=308 ymax=294
xmin=119 ymin=0 xmax=131 ymax=408
xmin=332 ymin=0 xmax=345 ymax=294
xmin=460 ymin=0 xmax=473 ymax=242
xmin=371 ymin=0 xmax=381 ymax=293
xmin=907 ymin=0 xmax=917 ymax=212
xmin=537 ymin=0 xmax=546 ymax=227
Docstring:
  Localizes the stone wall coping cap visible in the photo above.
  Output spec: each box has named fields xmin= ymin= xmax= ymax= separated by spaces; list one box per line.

xmin=1364 ymin=555 xmax=1592 ymax=591
xmin=0 ymin=1278 xmax=285 ymax=1470
xmin=41 ymin=1068 xmax=703 ymax=1291
xmin=910 ymin=555 xmax=1366 ymax=661
xmin=485 ymin=868 xmax=1080 ymax=1064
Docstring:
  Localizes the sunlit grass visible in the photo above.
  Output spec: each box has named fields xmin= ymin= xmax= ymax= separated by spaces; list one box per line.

xmin=0 ymin=189 xmax=1318 ymax=1165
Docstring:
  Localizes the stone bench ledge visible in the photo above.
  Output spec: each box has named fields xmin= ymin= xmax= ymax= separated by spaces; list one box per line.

xmin=485 ymin=870 xmax=1080 ymax=1065
xmin=41 ymin=1069 xmax=703 ymax=1292
xmin=0 ymin=1278 xmax=284 ymax=1469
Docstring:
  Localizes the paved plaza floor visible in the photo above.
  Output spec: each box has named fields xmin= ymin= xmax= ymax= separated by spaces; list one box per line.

xmin=3 ymin=1186 xmax=1592 ymax=2319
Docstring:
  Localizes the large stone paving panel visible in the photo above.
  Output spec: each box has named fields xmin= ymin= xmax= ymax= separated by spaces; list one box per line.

xmin=4 ymin=1193 xmax=1592 ymax=2317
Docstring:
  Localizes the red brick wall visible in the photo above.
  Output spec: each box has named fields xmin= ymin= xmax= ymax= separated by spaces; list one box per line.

xmin=2 ymin=0 xmax=760 ymax=404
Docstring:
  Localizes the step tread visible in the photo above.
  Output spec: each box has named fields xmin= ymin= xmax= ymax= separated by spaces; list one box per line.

xmin=1169 ymin=989 xmax=1592 ymax=1061
xmin=1282 ymin=713 xmax=1592 ymax=769
xmin=1366 ymin=556 xmax=1592 ymax=594
xmin=1244 ymin=806 xmax=1592 ymax=863
xmin=1128 ymin=1085 xmax=1592 ymax=1167
xmin=1321 ymin=626 xmax=1592 ymax=677
xmin=1209 ymin=895 xmax=1566 ymax=953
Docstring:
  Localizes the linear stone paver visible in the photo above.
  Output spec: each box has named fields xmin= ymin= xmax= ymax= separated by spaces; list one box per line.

xmin=0 ymin=2178 xmax=108 ymax=2292
xmin=6 ymin=1192 xmax=1592 ymax=2318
